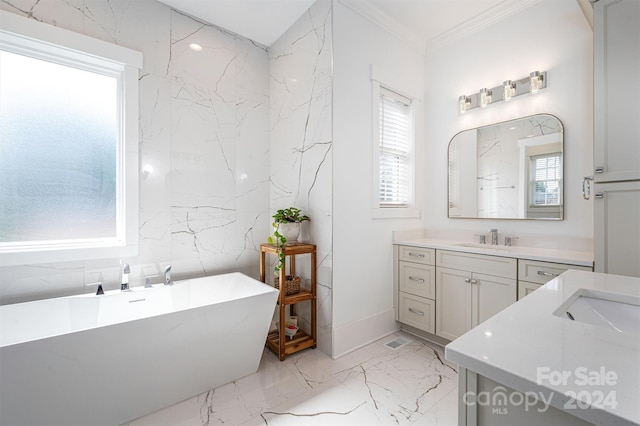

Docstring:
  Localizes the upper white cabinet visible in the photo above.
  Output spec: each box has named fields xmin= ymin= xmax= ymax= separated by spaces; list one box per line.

xmin=593 ymin=0 xmax=640 ymax=182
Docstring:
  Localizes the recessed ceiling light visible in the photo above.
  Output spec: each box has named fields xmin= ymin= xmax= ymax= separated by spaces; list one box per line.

xmin=189 ymin=43 xmax=202 ymax=51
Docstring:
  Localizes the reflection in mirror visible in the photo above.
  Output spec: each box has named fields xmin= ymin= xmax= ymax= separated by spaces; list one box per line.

xmin=448 ymin=114 xmax=563 ymax=220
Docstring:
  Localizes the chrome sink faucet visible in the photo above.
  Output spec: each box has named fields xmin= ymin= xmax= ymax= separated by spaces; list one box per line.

xmin=164 ymin=265 xmax=172 ymax=286
xmin=489 ymin=229 xmax=499 ymax=245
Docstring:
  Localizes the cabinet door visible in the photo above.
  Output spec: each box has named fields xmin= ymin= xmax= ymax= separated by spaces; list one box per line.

xmin=473 ymin=273 xmax=517 ymax=326
xmin=436 ymin=267 xmax=472 ymax=341
xmin=594 ymin=0 xmax=640 ymax=182
xmin=399 ymin=262 xmax=435 ymax=299
xmin=594 ymin=181 xmax=640 ymax=277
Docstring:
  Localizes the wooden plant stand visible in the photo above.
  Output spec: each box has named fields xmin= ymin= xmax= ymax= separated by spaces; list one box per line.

xmin=260 ymin=243 xmax=317 ymax=361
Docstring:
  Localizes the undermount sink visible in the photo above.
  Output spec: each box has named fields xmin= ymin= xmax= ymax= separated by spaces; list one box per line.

xmin=454 ymin=242 xmax=512 ymax=253
xmin=553 ymin=289 xmax=640 ymax=334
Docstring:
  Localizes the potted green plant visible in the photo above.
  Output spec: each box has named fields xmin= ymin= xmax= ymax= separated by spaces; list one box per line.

xmin=267 ymin=207 xmax=310 ymax=276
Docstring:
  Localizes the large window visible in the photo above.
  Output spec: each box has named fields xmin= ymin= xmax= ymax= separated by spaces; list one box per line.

xmin=0 ymin=10 xmax=141 ymax=265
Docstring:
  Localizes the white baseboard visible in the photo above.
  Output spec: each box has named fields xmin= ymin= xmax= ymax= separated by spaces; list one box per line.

xmin=332 ymin=309 xmax=399 ymax=359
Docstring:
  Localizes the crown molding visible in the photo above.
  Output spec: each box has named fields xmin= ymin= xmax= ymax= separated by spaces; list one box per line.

xmin=425 ymin=0 xmax=541 ymax=54
xmin=338 ymin=0 xmax=425 ymax=54
xmin=575 ymin=0 xmax=594 ymax=30
xmin=340 ymin=0 xmax=543 ymax=55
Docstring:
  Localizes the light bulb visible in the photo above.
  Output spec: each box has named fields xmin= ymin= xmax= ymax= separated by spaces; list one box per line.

xmin=459 ymin=95 xmax=469 ymax=114
xmin=503 ymin=80 xmax=515 ymax=101
xmin=479 ymin=88 xmax=491 ymax=107
xmin=530 ymin=71 xmax=542 ymax=94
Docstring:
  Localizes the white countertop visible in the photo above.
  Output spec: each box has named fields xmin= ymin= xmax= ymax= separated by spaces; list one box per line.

xmin=445 ymin=270 xmax=640 ymax=426
xmin=394 ymin=237 xmax=593 ymax=266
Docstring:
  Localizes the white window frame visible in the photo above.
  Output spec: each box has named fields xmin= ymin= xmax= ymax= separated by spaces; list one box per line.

xmin=529 ymin=152 xmax=563 ymax=207
xmin=371 ymin=66 xmax=420 ymax=219
xmin=0 ymin=10 xmax=141 ymax=266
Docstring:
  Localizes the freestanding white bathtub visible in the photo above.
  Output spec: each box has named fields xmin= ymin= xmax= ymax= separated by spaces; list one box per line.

xmin=0 ymin=272 xmax=278 ymax=426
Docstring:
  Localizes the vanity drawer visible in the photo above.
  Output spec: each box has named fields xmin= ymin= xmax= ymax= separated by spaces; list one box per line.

xmin=398 ymin=246 xmax=435 ymax=265
xmin=398 ymin=292 xmax=435 ymax=334
xmin=399 ymin=262 xmax=435 ymax=299
xmin=436 ymin=250 xmax=517 ymax=279
xmin=518 ymin=260 xmax=592 ymax=285
xmin=518 ymin=281 xmax=543 ymax=299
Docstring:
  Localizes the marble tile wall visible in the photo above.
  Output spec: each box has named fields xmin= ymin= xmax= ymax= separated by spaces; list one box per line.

xmin=268 ymin=0 xmax=333 ymax=355
xmin=0 ymin=0 xmax=271 ymax=303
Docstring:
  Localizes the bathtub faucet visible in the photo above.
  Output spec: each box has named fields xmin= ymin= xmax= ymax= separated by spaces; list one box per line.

xmin=121 ymin=264 xmax=130 ymax=291
xmin=164 ymin=265 xmax=172 ymax=286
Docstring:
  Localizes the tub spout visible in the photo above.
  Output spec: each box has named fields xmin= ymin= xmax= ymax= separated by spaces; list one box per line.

xmin=164 ymin=265 xmax=172 ymax=286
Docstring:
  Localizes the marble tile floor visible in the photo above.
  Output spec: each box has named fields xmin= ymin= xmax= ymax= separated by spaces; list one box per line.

xmin=127 ymin=331 xmax=459 ymax=426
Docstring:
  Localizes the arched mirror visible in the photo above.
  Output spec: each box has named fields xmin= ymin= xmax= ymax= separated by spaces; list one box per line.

xmin=448 ymin=114 xmax=563 ymax=220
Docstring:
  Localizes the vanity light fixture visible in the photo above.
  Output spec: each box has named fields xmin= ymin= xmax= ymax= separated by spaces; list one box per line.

xmin=458 ymin=70 xmax=547 ymax=114
xmin=479 ymin=88 xmax=492 ymax=107
xmin=458 ymin=95 xmax=471 ymax=114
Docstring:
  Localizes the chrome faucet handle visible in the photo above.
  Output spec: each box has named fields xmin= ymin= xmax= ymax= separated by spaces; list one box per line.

xmin=88 ymin=281 xmax=105 ymax=295
xmin=145 ymin=277 xmax=152 ymax=288
xmin=504 ymin=236 xmax=519 ymax=246
xmin=164 ymin=265 xmax=172 ymax=286
xmin=474 ymin=234 xmax=486 ymax=244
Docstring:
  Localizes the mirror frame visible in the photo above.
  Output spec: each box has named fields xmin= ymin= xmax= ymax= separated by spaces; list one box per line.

xmin=447 ymin=113 xmax=564 ymax=220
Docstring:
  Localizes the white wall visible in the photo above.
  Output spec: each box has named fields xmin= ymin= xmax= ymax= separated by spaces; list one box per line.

xmin=423 ymin=0 xmax=593 ymax=248
xmin=332 ymin=1 xmax=425 ymax=357
xmin=0 ymin=0 xmax=271 ymax=304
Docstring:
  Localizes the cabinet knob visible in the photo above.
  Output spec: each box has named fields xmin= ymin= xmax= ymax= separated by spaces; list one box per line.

xmin=408 ymin=252 xmax=425 ymax=258
xmin=409 ymin=276 xmax=425 ymax=283
xmin=464 ymin=278 xmax=471 ymax=283
xmin=470 ymin=279 xmax=478 ymax=284
xmin=595 ymin=167 xmax=604 ymax=173
xmin=537 ymin=270 xmax=559 ymax=277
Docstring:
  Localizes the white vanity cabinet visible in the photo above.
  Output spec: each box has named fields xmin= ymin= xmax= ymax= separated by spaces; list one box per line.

xmin=435 ymin=250 xmax=517 ymax=341
xmin=395 ymin=246 xmax=436 ymax=333
xmin=517 ymin=259 xmax=593 ymax=299
xmin=394 ymin=240 xmax=593 ymax=343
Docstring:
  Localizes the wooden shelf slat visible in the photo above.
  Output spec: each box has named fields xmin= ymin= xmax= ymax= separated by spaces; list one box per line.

xmin=266 ymin=330 xmax=316 ymax=355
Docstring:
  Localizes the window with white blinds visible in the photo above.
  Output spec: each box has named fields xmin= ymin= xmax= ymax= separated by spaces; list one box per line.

xmin=378 ymin=87 xmax=413 ymax=208
xmin=530 ymin=153 xmax=562 ymax=206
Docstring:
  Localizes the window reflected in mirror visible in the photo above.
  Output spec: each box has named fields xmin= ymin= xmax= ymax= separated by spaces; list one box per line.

xmin=448 ymin=114 xmax=563 ymax=220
